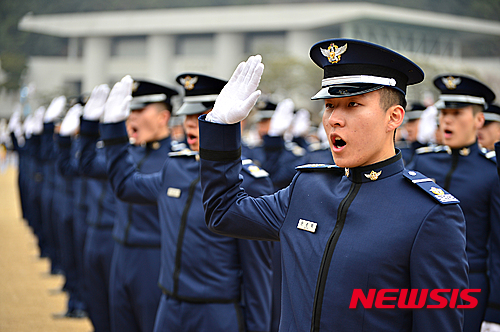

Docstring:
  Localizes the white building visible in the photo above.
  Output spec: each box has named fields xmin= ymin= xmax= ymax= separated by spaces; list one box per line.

xmin=17 ymin=2 xmax=500 ymax=110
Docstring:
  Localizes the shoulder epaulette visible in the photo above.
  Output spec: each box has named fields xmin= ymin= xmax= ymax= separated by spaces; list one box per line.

xmin=168 ymin=148 xmax=198 ymax=158
xmin=241 ymin=159 xmax=269 ymax=178
xmin=285 ymin=142 xmax=306 ymax=157
xmin=403 ymin=169 xmax=459 ymax=205
xmin=308 ymin=142 xmax=322 ymax=152
xmin=415 ymin=145 xmax=450 ymax=155
xmin=171 ymin=141 xmax=187 ymax=152
xmin=296 ymin=164 xmax=343 ymax=172
xmin=480 ymin=147 xmax=497 ymax=163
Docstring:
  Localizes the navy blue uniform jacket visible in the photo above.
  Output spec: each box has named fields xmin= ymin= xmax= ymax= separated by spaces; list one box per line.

xmin=410 ymin=143 xmax=500 ymax=324
xmin=100 ymin=121 xmax=274 ymax=332
xmin=198 ymin=116 xmax=469 ymax=332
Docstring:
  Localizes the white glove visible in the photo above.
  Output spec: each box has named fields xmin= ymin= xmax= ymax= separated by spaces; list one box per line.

xmin=32 ymin=106 xmax=46 ymax=135
xmin=268 ymin=98 xmax=295 ymax=137
xmin=59 ymin=104 xmax=83 ymax=136
xmin=417 ymin=105 xmax=438 ymax=144
xmin=44 ymin=96 xmax=67 ymax=123
xmin=481 ymin=321 xmax=500 ymax=332
xmin=291 ymin=108 xmax=311 ymax=138
xmin=8 ymin=104 xmax=22 ymax=134
xmin=103 ymin=76 xmax=133 ymax=123
xmin=0 ymin=119 xmax=9 ymax=145
xmin=206 ymin=55 xmax=264 ymax=124
xmin=83 ymin=84 xmax=110 ymax=121
xmin=317 ymin=123 xmax=328 ymax=144
xmin=23 ymin=115 xmax=33 ymax=139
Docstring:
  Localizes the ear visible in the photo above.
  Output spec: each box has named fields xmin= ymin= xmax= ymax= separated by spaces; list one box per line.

xmin=474 ymin=112 xmax=485 ymax=130
xmin=386 ymin=105 xmax=405 ymax=132
xmin=159 ymin=110 xmax=171 ymax=126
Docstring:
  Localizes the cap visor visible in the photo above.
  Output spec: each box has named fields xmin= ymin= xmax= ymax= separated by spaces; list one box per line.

xmin=311 ymin=84 xmax=384 ymax=100
xmin=175 ymin=102 xmax=210 ymax=116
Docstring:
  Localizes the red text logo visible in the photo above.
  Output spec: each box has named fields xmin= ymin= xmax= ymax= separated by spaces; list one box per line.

xmin=349 ymin=289 xmax=480 ymax=309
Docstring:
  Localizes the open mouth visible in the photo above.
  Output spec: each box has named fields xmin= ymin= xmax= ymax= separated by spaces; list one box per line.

xmin=334 ymin=136 xmax=346 ymax=149
xmin=443 ymin=129 xmax=453 ymax=138
xmin=186 ymin=133 xmax=198 ymax=145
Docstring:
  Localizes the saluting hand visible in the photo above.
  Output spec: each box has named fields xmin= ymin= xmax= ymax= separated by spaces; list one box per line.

xmin=268 ymin=98 xmax=295 ymax=137
xmin=44 ymin=96 xmax=67 ymax=123
xmin=102 ymin=76 xmax=133 ymax=123
xmin=83 ymin=84 xmax=110 ymax=121
xmin=59 ymin=104 xmax=83 ymax=137
xmin=206 ymin=55 xmax=264 ymax=124
xmin=32 ymin=106 xmax=46 ymax=135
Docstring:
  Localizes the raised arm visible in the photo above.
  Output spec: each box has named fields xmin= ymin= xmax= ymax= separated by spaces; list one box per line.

xmin=100 ymin=77 xmax=164 ymax=205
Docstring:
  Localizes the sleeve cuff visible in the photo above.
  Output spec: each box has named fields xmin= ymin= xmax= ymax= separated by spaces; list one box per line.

xmin=80 ymin=119 xmax=100 ymax=137
xmin=198 ymin=114 xmax=241 ymax=161
xmin=43 ymin=122 xmax=55 ymax=135
xmin=57 ymin=135 xmax=72 ymax=148
xmin=263 ymin=134 xmax=284 ymax=149
xmin=99 ymin=121 xmax=129 ymax=145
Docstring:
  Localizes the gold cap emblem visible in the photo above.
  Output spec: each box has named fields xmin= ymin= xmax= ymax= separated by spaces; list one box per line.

xmin=320 ymin=43 xmax=348 ymax=64
xmin=442 ymin=76 xmax=461 ymax=90
xmin=364 ymin=170 xmax=382 ymax=181
xmin=132 ymin=81 xmax=140 ymax=92
xmin=180 ymin=76 xmax=198 ymax=91
xmin=430 ymin=187 xmax=445 ymax=196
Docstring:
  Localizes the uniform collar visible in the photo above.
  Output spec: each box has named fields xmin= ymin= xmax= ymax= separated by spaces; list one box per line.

xmin=344 ymin=149 xmax=404 ymax=183
xmin=142 ymin=135 xmax=171 ymax=150
xmin=449 ymin=141 xmax=478 ymax=156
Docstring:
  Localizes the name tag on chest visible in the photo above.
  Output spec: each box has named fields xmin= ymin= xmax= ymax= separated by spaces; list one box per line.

xmin=167 ymin=187 xmax=181 ymax=198
xmin=297 ymin=219 xmax=317 ymax=233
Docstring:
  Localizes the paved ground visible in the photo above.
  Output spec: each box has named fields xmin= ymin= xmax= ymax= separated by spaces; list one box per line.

xmin=0 ymin=166 xmax=93 ymax=332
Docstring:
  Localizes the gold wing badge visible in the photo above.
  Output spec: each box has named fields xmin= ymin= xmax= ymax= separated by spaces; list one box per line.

xmin=364 ymin=170 xmax=382 ymax=181
xmin=442 ymin=76 xmax=461 ymax=90
xmin=320 ymin=43 xmax=348 ymax=64
xmin=180 ymin=76 xmax=198 ymax=91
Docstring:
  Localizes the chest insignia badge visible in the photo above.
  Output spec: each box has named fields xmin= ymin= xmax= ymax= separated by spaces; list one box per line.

xmin=297 ymin=219 xmax=317 ymax=233
xmin=365 ymin=170 xmax=382 ymax=181
xmin=167 ymin=187 xmax=181 ymax=198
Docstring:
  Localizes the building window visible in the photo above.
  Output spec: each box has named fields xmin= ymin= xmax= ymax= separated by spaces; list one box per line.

xmin=111 ymin=36 xmax=147 ymax=57
xmin=175 ymin=34 xmax=214 ymax=56
xmin=245 ymin=32 xmax=286 ymax=54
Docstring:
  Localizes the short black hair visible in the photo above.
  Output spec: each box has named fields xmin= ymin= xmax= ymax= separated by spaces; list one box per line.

xmin=379 ymin=87 xmax=407 ymax=111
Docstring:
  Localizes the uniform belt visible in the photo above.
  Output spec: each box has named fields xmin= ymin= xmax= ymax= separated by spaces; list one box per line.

xmin=87 ymin=223 xmax=114 ymax=230
xmin=160 ymin=285 xmax=239 ymax=304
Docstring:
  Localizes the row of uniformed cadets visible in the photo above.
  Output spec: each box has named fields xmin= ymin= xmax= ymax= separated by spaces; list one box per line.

xmin=2 ymin=70 xmax=300 ymax=331
xmin=2 ymin=39 xmax=500 ymax=332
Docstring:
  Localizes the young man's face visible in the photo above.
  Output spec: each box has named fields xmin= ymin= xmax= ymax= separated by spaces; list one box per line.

xmin=183 ymin=109 xmax=211 ymax=151
xmin=439 ymin=106 xmax=484 ymax=149
xmin=478 ymin=121 xmax=500 ymax=151
xmin=127 ymin=103 xmax=170 ymax=145
xmin=322 ymin=89 xmax=403 ymax=168
xmin=404 ymin=119 xmax=419 ymax=142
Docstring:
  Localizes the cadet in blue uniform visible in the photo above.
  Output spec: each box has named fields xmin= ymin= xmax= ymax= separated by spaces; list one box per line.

xmin=478 ymin=104 xmax=500 ymax=151
xmin=408 ymin=75 xmax=500 ymax=332
xmin=246 ymin=98 xmax=307 ymax=191
xmin=106 ymin=80 xmax=178 ymax=332
xmin=78 ymin=85 xmax=117 ymax=332
xmin=198 ymin=39 xmax=469 ymax=332
xmin=100 ymin=74 xmax=273 ymax=332
xmin=397 ymin=102 xmax=426 ymax=165
xmin=57 ymin=101 xmax=89 ymax=318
